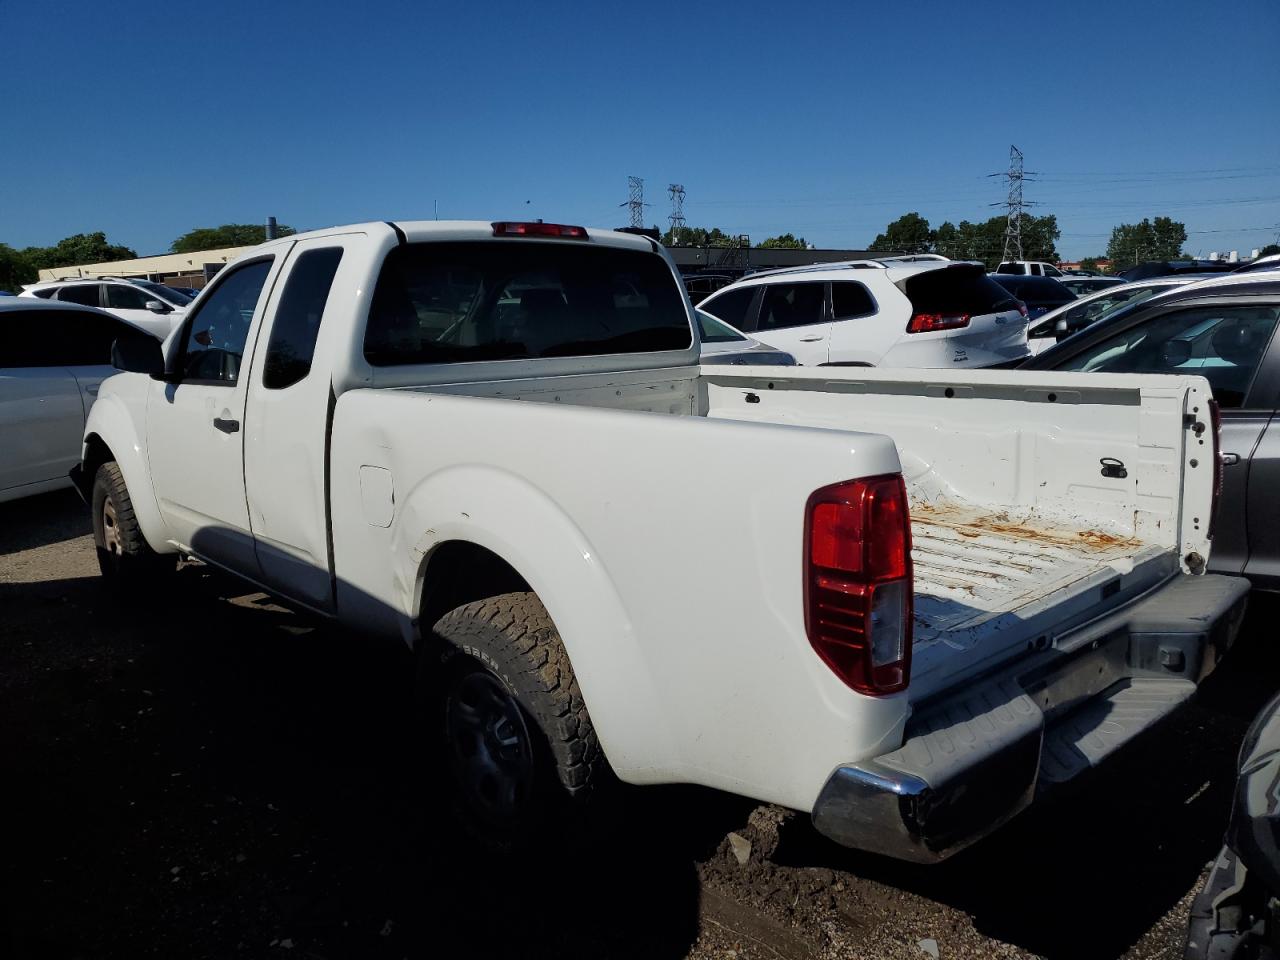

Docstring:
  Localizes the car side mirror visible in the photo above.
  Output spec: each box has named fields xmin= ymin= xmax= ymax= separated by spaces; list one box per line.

xmin=1162 ymin=339 xmax=1193 ymax=367
xmin=111 ymin=336 xmax=165 ymax=377
xmin=144 ymin=299 xmax=170 ymax=314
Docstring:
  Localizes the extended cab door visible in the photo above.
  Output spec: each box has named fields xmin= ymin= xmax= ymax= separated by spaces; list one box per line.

xmin=243 ymin=236 xmax=358 ymax=609
xmin=147 ymin=255 xmax=282 ymax=573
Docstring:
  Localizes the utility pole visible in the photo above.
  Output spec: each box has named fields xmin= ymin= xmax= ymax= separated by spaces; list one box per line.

xmin=667 ymin=184 xmax=686 ymax=240
xmin=989 ymin=145 xmax=1036 ymax=262
xmin=623 ymin=176 xmax=646 ymax=229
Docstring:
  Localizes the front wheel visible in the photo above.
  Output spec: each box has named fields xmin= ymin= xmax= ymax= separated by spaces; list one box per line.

xmin=91 ymin=461 xmax=175 ymax=585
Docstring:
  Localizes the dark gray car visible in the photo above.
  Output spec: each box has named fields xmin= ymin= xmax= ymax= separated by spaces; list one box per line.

xmin=1025 ymin=276 xmax=1280 ymax=590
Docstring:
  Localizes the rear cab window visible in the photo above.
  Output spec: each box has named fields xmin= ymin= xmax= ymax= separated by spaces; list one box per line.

xmin=364 ymin=242 xmax=691 ymax=365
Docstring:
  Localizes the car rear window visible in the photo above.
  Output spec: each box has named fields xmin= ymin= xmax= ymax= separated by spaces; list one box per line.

xmin=900 ymin=266 xmax=1018 ymax=316
xmin=365 ymin=242 xmax=691 ymax=366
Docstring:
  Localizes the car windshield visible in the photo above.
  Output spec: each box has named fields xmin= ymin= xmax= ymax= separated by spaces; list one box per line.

xmin=1028 ymin=284 xmax=1176 ymax=338
xmin=1053 ymin=303 xmax=1280 ymax=408
xmin=132 ymin=280 xmax=192 ymax=306
xmin=696 ymin=309 xmax=748 ymax=343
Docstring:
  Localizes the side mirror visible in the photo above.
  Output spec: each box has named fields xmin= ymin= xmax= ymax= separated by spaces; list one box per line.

xmin=1162 ymin=339 xmax=1193 ymax=367
xmin=1054 ymin=318 xmax=1069 ymax=336
xmin=144 ymin=299 xmax=170 ymax=314
xmin=111 ymin=336 xmax=165 ymax=377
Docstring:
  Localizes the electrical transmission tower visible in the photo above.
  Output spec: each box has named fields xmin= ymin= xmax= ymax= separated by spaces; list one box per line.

xmin=989 ymin=145 xmax=1036 ymax=261
xmin=668 ymin=184 xmax=686 ymax=238
xmin=622 ymin=176 xmax=646 ymax=229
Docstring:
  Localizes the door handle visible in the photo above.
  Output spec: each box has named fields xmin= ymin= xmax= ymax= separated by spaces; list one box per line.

xmin=1221 ymin=452 xmax=1241 ymax=466
xmin=799 ymin=336 xmax=824 ymax=342
xmin=213 ymin=416 xmax=240 ymax=434
xmin=86 ymin=384 xmax=100 ymax=396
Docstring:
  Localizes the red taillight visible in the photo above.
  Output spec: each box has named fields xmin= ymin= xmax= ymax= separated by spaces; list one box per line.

xmin=804 ymin=474 xmax=913 ymax=695
xmin=492 ymin=221 xmax=588 ymax=239
xmin=906 ymin=312 xmax=970 ymax=333
xmin=1209 ymin=399 xmax=1223 ymax=539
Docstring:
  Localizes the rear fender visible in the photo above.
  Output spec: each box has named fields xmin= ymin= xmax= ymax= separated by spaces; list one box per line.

xmin=392 ymin=465 xmax=675 ymax=778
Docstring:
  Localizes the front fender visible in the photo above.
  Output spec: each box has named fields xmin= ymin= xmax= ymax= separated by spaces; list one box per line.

xmin=81 ymin=380 xmax=172 ymax=554
xmin=349 ymin=463 xmax=677 ymax=780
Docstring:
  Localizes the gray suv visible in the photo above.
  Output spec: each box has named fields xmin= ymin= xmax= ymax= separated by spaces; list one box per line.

xmin=1024 ymin=274 xmax=1280 ymax=589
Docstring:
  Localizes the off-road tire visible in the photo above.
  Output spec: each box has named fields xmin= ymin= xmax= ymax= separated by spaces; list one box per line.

xmin=429 ymin=591 xmax=605 ymax=845
xmin=91 ymin=461 xmax=176 ymax=584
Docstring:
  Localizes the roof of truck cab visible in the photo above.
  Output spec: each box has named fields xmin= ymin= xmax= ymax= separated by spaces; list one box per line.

xmin=246 ymin=220 xmax=660 ymax=255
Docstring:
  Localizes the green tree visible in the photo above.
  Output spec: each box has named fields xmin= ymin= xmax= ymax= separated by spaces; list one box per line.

xmin=171 ymin=223 xmax=295 ymax=253
xmin=1258 ymin=243 xmax=1280 ymax=258
xmin=928 ymin=214 xmax=1060 ymax=269
xmin=869 ymin=212 xmax=933 ymax=254
xmin=758 ymin=233 xmax=808 ymax=249
xmin=1105 ymin=217 xmax=1188 ymax=270
xmin=22 ymin=232 xmax=137 ymax=271
xmin=661 ymin=225 xmax=738 ymax=247
xmin=0 ymin=243 xmax=37 ymax=291
xmin=1078 ymin=257 xmax=1101 ymax=273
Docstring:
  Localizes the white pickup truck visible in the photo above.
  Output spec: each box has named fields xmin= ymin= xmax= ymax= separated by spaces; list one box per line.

xmin=75 ymin=220 xmax=1249 ymax=862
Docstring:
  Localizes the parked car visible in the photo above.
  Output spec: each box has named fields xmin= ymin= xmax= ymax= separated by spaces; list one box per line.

xmin=20 ymin=277 xmax=190 ymax=337
xmin=683 ymin=274 xmax=734 ymax=305
xmin=699 ymin=257 xmax=1028 ymax=368
xmin=0 ymin=298 xmax=156 ymax=503
xmin=1118 ymin=261 xmax=1238 ymax=282
xmin=1025 ymin=276 xmax=1207 ymax=354
xmin=1057 ymin=275 xmax=1126 ymax=298
xmin=988 ymin=272 xmax=1076 ymax=322
xmin=1024 ymin=273 xmax=1280 ymax=589
xmin=1233 ymin=252 xmax=1280 ymax=274
xmin=994 ymin=260 xmax=1065 ymax=277
xmin=77 ymin=219 xmax=1247 ymax=862
xmin=1184 ymin=690 xmax=1280 ymax=959
xmin=695 ymin=309 xmax=796 ymax=365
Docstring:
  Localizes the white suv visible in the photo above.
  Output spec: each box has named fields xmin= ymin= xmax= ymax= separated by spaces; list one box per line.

xmin=20 ymin=277 xmax=189 ymax=337
xmin=698 ymin=256 xmax=1029 ymax=367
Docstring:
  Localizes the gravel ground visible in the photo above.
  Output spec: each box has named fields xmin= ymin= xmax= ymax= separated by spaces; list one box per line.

xmin=2 ymin=489 xmax=1275 ymax=960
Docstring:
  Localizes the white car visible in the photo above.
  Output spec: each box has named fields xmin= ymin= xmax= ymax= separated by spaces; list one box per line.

xmin=79 ymin=219 xmax=1246 ymax=862
xmin=696 ymin=309 xmax=795 ymax=365
xmin=0 ymin=298 xmax=156 ymax=503
xmin=698 ymin=256 xmax=1028 ymax=367
xmin=1026 ymin=276 xmax=1214 ymax=355
xmin=21 ymin=277 xmax=189 ymax=338
xmin=995 ymin=260 xmax=1065 ymax=278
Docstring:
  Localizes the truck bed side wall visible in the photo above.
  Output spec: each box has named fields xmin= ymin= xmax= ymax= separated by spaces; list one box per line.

xmin=329 ymin=388 xmax=906 ymax=812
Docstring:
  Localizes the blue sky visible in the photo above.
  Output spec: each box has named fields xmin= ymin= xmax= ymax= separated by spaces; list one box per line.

xmin=2 ymin=0 xmax=1277 ymax=260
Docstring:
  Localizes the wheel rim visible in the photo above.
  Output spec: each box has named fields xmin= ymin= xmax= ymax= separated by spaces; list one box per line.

xmin=102 ymin=497 xmax=122 ymax=555
xmin=445 ymin=669 xmax=535 ymax=822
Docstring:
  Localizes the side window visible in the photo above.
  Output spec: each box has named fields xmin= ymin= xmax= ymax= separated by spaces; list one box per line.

xmin=57 ymin=284 xmax=100 ymax=306
xmin=105 ymin=284 xmax=154 ymax=311
xmin=30 ymin=288 xmax=57 ymax=299
xmin=0 ymin=310 xmax=145 ymax=367
xmin=62 ymin=313 xmax=150 ymax=366
xmin=757 ymin=283 xmax=826 ymax=331
xmin=178 ymin=259 xmax=273 ymax=384
xmin=701 ymin=286 xmax=758 ymax=329
xmin=262 ymin=247 xmax=344 ymax=389
xmin=1056 ymin=304 xmax=1280 ymax=408
xmin=831 ymin=281 xmax=875 ymax=320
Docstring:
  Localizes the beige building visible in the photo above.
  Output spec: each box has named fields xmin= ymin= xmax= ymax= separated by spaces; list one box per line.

xmin=37 ymin=246 xmax=252 ymax=289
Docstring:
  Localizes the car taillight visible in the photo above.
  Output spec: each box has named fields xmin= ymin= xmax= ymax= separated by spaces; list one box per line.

xmin=804 ymin=474 xmax=913 ymax=695
xmin=492 ymin=221 xmax=588 ymax=239
xmin=906 ymin=312 xmax=970 ymax=333
xmin=1209 ymin=399 xmax=1223 ymax=539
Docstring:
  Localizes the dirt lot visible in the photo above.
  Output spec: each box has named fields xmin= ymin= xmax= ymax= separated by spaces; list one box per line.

xmin=3 ymin=489 xmax=1276 ymax=960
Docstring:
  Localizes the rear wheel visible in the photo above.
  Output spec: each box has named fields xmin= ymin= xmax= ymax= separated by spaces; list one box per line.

xmin=428 ymin=591 xmax=605 ymax=846
xmin=91 ymin=461 xmax=175 ymax=585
